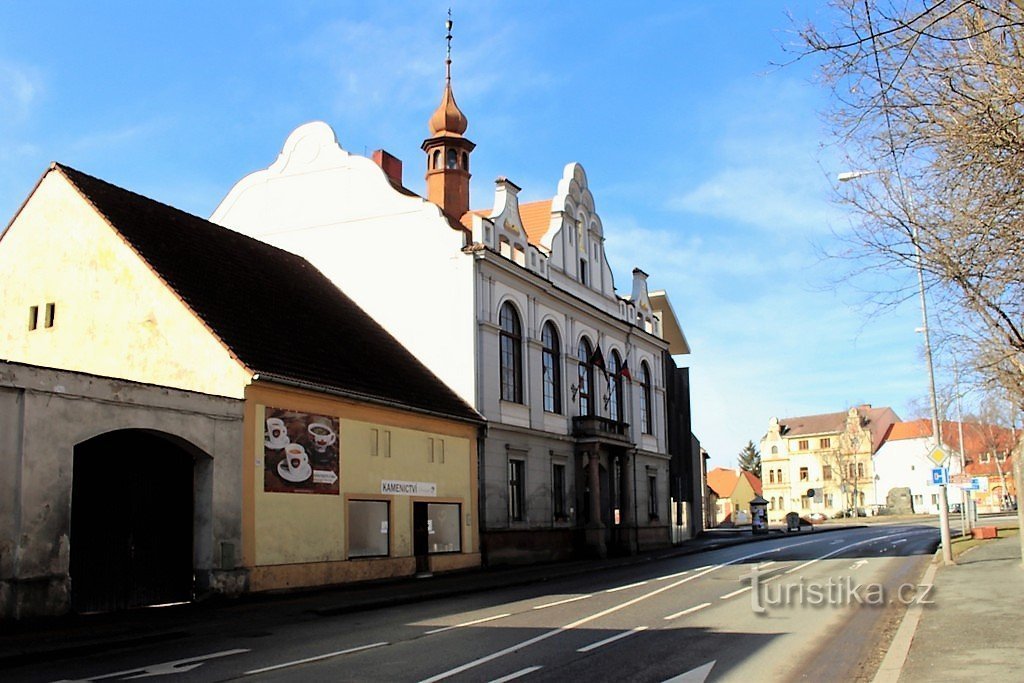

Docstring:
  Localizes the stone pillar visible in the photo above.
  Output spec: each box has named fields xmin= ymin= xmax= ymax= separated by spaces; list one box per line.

xmin=585 ymin=451 xmax=606 ymax=558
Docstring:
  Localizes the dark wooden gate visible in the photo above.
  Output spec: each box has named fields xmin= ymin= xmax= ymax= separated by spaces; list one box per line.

xmin=70 ymin=430 xmax=194 ymax=613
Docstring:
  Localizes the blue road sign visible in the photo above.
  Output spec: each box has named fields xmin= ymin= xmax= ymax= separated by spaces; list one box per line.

xmin=931 ymin=467 xmax=948 ymax=485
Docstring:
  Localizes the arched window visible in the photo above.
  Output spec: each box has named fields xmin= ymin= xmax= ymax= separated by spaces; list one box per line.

xmin=446 ymin=148 xmax=457 ymax=169
xmin=639 ymin=361 xmax=652 ymax=434
xmin=542 ymin=322 xmax=561 ymax=414
xmin=577 ymin=337 xmax=594 ymax=416
xmin=499 ymin=302 xmax=522 ymax=403
xmin=432 ymin=149 xmax=441 ymax=169
xmin=461 ymin=151 xmax=469 ymax=170
xmin=608 ymin=350 xmax=623 ymax=423
xmin=771 ymin=445 xmax=778 ymax=455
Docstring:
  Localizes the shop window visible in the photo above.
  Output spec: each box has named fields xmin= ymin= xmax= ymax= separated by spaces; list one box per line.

xmin=348 ymin=500 xmax=389 ymax=558
xmin=427 ymin=503 xmax=461 ymax=553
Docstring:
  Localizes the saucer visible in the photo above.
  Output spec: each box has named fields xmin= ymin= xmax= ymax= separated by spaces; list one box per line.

xmin=265 ymin=435 xmax=289 ymax=450
xmin=277 ymin=460 xmax=312 ymax=483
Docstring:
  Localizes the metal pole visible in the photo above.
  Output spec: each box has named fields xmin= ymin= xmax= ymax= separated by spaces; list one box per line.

xmin=953 ymin=358 xmax=971 ymax=534
xmin=915 ymin=225 xmax=954 ymax=565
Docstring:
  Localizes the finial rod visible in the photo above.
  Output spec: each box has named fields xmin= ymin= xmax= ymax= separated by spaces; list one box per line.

xmin=445 ymin=9 xmax=453 ymax=81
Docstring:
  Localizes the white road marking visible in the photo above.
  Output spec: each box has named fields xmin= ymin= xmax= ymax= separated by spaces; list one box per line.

xmin=605 ymin=580 xmax=648 ymax=593
xmin=662 ymin=660 xmax=716 ymax=683
xmin=785 ymin=530 xmax=932 ymax=575
xmin=850 ymin=559 xmax=869 ymax=570
xmin=757 ymin=561 xmax=776 ymax=569
xmin=56 ymin=649 xmax=251 ymax=682
xmin=720 ymin=585 xmax=752 ymax=600
xmin=891 ymin=538 xmax=908 ymax=545
xmin=664 ymin=602 xmax=712 ymax=620
xmin=418 ymin=538 xmax=825 ymax=683
xmin=532 ymin=594 xmax=591 ymax=610
xmin=243 ymin=642 xmax=387 ymax=675
xmin=655 ymin=569 xmax=691 ymax=581
xmin=831 ymin=540 xmax=844 ymax=545
xmin=577 ymin=626 xmax=648 ymax=653
xmin=488 ymin=666 xmax=543 ymax=683
xmin=425 ymin=613 xmax=512 ymax=634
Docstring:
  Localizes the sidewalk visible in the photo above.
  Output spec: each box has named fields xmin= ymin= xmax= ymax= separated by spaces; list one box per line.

xmin=0 ymin=525 xmax=853 ymax=669
xmin=879 ymin=530 xmax=1023 ymax=682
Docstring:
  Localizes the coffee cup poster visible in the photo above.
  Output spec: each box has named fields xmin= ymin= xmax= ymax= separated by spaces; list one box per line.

xmin=263 ymin=408 xmax=340 ymax=495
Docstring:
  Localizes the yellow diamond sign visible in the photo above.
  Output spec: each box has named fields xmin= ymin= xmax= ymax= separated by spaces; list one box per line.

xmin=927 ymin=446 xmax=948 ymax=466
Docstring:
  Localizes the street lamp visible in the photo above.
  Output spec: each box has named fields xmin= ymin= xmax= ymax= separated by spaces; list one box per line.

xmin=839 ymin=169 xmax=955 ymax=565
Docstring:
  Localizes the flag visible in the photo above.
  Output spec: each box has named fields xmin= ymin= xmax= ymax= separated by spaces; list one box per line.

xmin=588 ymin=346 xmax=605 ymax=370
xmin=619 ymin=359 xmax=632 ymax=380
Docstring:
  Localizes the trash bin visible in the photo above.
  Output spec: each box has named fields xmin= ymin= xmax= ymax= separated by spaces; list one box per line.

xmin=785 ymin=511 xmax=801 ymax=532
xmin=750 ymin=495 xmax=768 ymax=535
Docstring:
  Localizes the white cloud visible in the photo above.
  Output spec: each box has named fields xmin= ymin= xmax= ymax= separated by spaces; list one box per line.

xmin=0 ymin=61 xmax=43 ymax=121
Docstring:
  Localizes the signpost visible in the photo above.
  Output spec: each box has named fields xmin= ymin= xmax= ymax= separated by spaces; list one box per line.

xmin=931 ymin=468 xmax=948 ymax=485
xmin=926 ymin=445 xmax=949 ymax=467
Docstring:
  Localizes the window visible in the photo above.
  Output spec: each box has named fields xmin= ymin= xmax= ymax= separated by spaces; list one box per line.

xmin=801 ymin=496 xmax=810 ymax=510
xmin=432 ymin=149 xmax=441 ymax=169
xmin=639 ymin=362 xmax=652 ymax=434
xmin=848 ymin=463 xmax=857 ymax=480
xmin=980 ymin=453 xmax=990 ymax=463
xmin=446 ymin=148 xmax=457 ymax=169
xmin=552 ymin=463 xmax=567 ymax=521
xmin=28 ymin=305 xmax=38 ymax=331
xmin=45 ymin=303 xmax=55 ymax=328
xmin=819 ymin=438 xmax=831 ymax=449
xmin=648 ymin=472 xmax=659 ymax=519
xmin=542 ymin=322 xmax=562 ymax=413
xmin=499 ymin=302 xmax=523 ymax=403
xmin=799 ymin=467 xmax=809 ymax=481
xmin=798 ymin=440 xmax=809 ymax=451
xmin=825 ymin=493 xmax=834 ymax=508
xmin=577 ymin=338 xmax=594 ymax=416
xmin=348 ymin=500 xmax=389 ymax=557
xmin=776 ymin=468 xmax=783 ymax=484
xmin=427 ymin=503 xmax=461 ymax=553
xmin=857 ymin=462 xmax=865 ymax=478
xmin=823 ymin=465 xmax=832 ymax=480
xmin=771 ymin=446 xmax=778 ymax=455
xmin=769 ymin=470 xmax=775 ymax=484
xmin=508 ymin=459 xmax=525 ymax=522
xmin=997 ymin=452 xmax=1007 ymax=462
xmin=461 ymin=151 xmax=469 ymax=171
xmin=608 ymin=350 xmax=623 ymax=423
xmin=579 ymin=258 xmax=588 ymax=285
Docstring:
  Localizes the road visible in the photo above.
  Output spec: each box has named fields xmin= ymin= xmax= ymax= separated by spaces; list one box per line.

xmin=6 ymin=523 xmax=939 ymax=683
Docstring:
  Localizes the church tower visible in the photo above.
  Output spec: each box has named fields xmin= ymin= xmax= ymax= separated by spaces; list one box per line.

xmin=422 ymin=13 xmax=475 ymax=220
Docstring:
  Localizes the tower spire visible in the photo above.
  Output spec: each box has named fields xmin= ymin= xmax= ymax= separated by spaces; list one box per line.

xmin=422 ymin=8 xmax=475 ymax=219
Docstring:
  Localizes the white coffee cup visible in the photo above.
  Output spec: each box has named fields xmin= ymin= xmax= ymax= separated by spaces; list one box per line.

xmin=308 ymin=422 xmax=336 ymax=451
xmin=284 ymin=443 xmax=308 ymax=473
xmin=266 ymin=417 xmax=287 ymax=445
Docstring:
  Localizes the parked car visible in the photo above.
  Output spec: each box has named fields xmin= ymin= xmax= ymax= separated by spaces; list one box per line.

xmin=949 ymin=503 xmax=962 ymax=514
xmin=805 ymin=512 xmax=828 ymax=524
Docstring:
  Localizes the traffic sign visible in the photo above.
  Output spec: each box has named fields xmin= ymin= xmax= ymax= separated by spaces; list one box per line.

xmin=926 ymin=445 xmax=949 ymax=466
xmin=931 ymin=467 xmax=948 ymax=485
xmin=950 ymin=473 xmax=971 ymax=485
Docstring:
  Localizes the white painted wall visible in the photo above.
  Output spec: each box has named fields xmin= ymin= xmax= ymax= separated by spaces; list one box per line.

xmin=873 ymin=437 xmax=963 ymax=514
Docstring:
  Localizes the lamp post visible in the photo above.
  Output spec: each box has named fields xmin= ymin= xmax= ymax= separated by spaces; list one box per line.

xmin=839 ymin=170 xmax=954 ymax=565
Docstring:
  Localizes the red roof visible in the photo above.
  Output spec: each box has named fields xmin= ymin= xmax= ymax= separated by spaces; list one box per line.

xmin=707 ymin=467 xmax=762 ymax=498
xmin=881 ymin=419 xmax=1017 ymax=475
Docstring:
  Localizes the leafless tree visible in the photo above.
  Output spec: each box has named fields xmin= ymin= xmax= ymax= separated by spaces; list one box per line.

xmin=799 ymin=1 xmax=1024 ymax=408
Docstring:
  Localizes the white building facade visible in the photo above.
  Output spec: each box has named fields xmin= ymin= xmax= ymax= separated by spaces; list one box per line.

xmin=212 ymin=73 xmax=692 ymax=561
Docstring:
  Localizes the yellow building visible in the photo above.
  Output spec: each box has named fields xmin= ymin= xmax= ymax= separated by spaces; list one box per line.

xmin=760 ymin=405 xmax=899 ymax=521
xmin=0 ymin=163 xmax=484 ymax=615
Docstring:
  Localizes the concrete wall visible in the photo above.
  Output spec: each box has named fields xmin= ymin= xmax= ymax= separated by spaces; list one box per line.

xmin=0 ymin=361 xmax=244 ymax=619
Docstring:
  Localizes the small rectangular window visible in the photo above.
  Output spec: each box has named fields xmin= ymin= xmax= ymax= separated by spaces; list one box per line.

xmin=823 ymin=465 xmax=832 ymax=480
xmin=819 ymin=438 xmax=831 ymax=449
xmin=648 ymin=474 xmax=659 ymax=518
xmin=370 ymin=429 xmax=379 ymax=457
xmin=28 ymin=306 xmax=39 ymax=331
xmin=552 ymin=463 xmax=566 ymax=521
xmin=509 ymin=459 xmax=525 ymax=522
xmin=798 ymin=440 xmax=809 ymax=451
xmin=579 ymin=259 xmax=588 ymax=285
xmin=799 ymin=467 xmax=809 ymax=481
xmin=44 ymin=302 xmax=55 ymax=328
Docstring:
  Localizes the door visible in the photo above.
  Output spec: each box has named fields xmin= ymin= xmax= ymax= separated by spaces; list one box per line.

xmin=413 ymin=502 xmax=430 ymax=574
xmin=70 ymin=430 xmax=194 ymax=612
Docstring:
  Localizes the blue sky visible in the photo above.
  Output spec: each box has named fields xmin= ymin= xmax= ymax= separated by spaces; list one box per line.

xmin=0 ymin=2 xmax=932 ymax=469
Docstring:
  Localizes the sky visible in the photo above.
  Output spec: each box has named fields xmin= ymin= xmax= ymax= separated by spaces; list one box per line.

xmin=0 ymin=2 xmax=935 ymax=469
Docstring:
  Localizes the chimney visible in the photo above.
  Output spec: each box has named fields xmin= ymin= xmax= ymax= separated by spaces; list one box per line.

xmin=372 ymin=149 xmax=403 ymax=187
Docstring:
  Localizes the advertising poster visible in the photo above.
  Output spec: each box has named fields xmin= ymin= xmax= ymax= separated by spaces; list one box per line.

xmin=263 ymin=407 xmax=340 ymax=495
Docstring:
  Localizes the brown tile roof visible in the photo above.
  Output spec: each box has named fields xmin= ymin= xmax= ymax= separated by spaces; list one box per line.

xmin=779 ymin=405 xmax=899 ymax=453
xmin=882 ymin=418 xmax=1017 ymax=474
xmin=518 ymin=199 xmax=553 ymax=246
xmin=706 ymin=467 xmax=739 ymax=498
xmin=56 ymin=163 xmax=482 ymax=424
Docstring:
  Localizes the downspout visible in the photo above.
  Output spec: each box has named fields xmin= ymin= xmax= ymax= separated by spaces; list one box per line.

xmin=633 ymin=448 xmax=640 ymax=555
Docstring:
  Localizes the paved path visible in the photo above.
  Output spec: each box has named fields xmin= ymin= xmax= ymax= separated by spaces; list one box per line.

xmin=897 ymin=533 xmax=1024 ymax=682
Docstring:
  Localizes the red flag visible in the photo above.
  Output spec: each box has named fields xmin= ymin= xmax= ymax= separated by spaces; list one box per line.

xmin=619 ymin=359 xmax=632 ymax=380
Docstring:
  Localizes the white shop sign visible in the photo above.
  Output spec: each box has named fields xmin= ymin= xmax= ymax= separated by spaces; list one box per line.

xmin=381 ymin=480 xmax=437 ymax=496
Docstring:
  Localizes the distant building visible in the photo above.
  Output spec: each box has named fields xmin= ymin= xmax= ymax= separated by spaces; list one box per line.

xmin=874 ymin=419 xmax=1016 ymax=514
xmin=706 ymin=467 xmax=762 ymax=527
xmin=212 ymin=51 xmax=699 ymax=560
xmin=760 ymin=405 xmax=900 ymax=520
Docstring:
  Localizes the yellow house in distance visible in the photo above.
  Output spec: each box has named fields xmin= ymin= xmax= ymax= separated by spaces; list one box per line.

xmin=759 ymin=405 xmax=900 ymax=522
xmin=0 ymin=163 xmax=484 ymax=617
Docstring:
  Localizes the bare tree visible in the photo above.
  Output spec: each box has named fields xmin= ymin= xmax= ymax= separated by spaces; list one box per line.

xmin=800 ymin=1 xmax=1024 ymax=408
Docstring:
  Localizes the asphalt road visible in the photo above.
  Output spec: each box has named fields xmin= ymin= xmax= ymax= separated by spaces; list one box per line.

xmin=8 ymin=524 xmax=939 ymax=683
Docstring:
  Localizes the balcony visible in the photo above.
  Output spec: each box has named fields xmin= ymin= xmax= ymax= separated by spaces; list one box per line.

xmin=572 ymin=415 xmax=632 ymax=446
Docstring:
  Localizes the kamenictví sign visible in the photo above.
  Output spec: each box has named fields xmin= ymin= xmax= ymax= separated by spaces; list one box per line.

xmin=381 ymin=480 xmax=437 ymax=496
